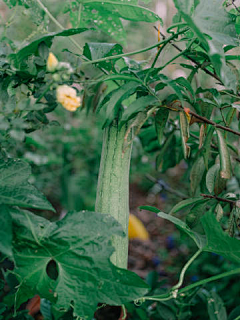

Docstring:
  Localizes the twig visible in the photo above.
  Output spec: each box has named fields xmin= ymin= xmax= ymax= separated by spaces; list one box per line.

xmin=146 ymin=174 xmax=188 ymax=199
xmin=188 ymin=110 xmax=240 ymax=137
xmin=200 ymin=193 xmax=237 ymax=206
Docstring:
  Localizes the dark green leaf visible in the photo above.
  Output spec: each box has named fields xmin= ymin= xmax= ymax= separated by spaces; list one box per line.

xmin=0 ymin=205 xmax=12 ymax=257
xmin=155 ymin=107 xmax=169 ymax=145
xmin=102 ymin=81 xmax=141 ymax=128
xmin=206 ymin=291 xmax=227 ymax=320
xmin=121 ymin=95 xmax=158 ymax=125
xmin=202 ymin=125 xmax=215 ymax=169
xmin=186 ymin=201 xmax=208 ymax=228
xmin=0 ymin=159 xmax=54 ymax=211
xmin=190 ymin=156 xmax=205 ymax=196
xmin=12 ymin=209 xmax=149 ymax=319
xmin=201 ymin=212 xmax=240 ymax=263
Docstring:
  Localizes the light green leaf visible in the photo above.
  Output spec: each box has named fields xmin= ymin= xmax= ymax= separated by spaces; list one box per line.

xmin=206 ymin=164 xmax=220 ymax=193
xmin=216 ymin=129 xmax=231 ymax=179
xmin=155 ymin=107 xmax=169 ymax=145
xmin=66 ymin=0 xmax=160 ymax=44
xmin=0 ymin=159 xmax=54 ymax=211
xmin=8 ymin=28 xmax=88 ymax=68
xmin=179 ymin=111 xmax=190 ymax=159
xmin=12 ymin=209 xmax=149 ymax=319
xmin=169 ymin=197 xmax=205 ymax=214
xmin=0 ymin=205 xmax=12 ymax=257
xmin=201 ymin=212 xmax=240 ymax=263
xmin=140 ymin=206 xmax=206 ymax=249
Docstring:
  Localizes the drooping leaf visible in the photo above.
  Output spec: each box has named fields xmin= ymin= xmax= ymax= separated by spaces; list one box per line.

xmin=206 ymin=164 xmax=220 ymax=193
xmin=202 ymin=125 xmax=215 ymax=169
xmin=216 ymin=129 xmax=231 ymax=179
xmin=8 ymin=28 xmax=89 ymax=68
xmin=156 ymin=132 xmax=178 ymax=172
xmin=169 ymin=197 xmax=206 ymax=214
xmin=12 ymin=209 xmax=149 ymax=319
xmin=179 ymin=111 xmax=190 ymax=159
xmin=0 ymin=205 xmax=13 ymax=257
xmin=102 ymin=81 xmax=141 ymax=128
xmin=121 ymin=95 xmax=158 ymax=125
xmin=155 ymin=107 xmax=169 ymax=145
xmin=0 ymin=159 xmax=54 ymax=211
xmin=140 ymin=206 xmax=206 ymax=249
xmin=65 ymin=0 xmax=160 ymax=44
xmin=190 ymin=156 xmax=205 ymax=196
xmin=186 ymin=201 xmax=208 ymax=228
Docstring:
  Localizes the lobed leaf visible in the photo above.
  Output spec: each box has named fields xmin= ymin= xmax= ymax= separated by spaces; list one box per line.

xmin=11 ymin=209 xmax=149 ymax=319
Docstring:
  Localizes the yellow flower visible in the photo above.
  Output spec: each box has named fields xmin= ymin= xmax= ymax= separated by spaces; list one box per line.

xmin=56 ymin=85 xmax=81 ymax=112
xmin=47 ymin=52 xmax=59 ymax=72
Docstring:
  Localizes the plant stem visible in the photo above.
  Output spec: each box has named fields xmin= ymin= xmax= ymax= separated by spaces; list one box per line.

xmin=95 ymin=121 xmax=132 ymax=269
xmin=82 ymin=29 xmax=187 ymax=66
xmin=171 ymin=249 xmax=202 ymax=292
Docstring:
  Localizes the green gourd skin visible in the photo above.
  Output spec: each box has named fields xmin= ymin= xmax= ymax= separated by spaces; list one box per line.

xmin=95 ymin=121 xmax=132 ymax=269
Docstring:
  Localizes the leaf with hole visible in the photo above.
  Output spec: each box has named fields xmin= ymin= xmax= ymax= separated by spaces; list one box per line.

xmin=11 ymin=209 xmax=149 ymax=319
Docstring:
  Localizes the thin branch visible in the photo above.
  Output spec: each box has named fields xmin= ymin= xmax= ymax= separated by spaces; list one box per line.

xmin=188 ymin=110 xmax=240 ymax=137
xmin=200 ymin=193 xmax=237 ymax=206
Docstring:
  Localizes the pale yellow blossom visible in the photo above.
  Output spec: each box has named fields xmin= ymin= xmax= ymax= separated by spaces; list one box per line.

xmin=56 ymin=85 xmax=81 ymax=112
xmin=47 ymin=52 xmax=59 ymax=72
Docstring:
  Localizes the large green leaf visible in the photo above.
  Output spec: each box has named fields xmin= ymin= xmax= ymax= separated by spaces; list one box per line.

xmin=12 ymin=209 xmax=149 ymax=319
xmin=201 ymin=212 xmax=240 ymax=263
xmin=0 ymin=159 xmax=54 ymax=211
xmin=0 ymin=205 xmax=13 ymax=257
xmin=173 ymin=0 xmax=239 ymax=91
xmin=66 ymin=0 xmax=160 ymax=44
xmin=83 ymin=42 xmax=123 ymax=71
xmin=8 ymin=28 xmax=88 ymax=68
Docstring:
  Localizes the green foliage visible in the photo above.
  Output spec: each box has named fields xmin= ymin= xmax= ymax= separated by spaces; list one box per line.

xmin=11 ymin=208 xmax=148 ymax=319
xmin=64 ymin=0 xmax=160 ymax=44
xmin=0 ymin=0 xmax=240 ymax=318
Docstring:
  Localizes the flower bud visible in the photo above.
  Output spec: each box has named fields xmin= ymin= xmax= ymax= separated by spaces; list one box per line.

xmin=47 ymin=52 xmax=59 ymax=72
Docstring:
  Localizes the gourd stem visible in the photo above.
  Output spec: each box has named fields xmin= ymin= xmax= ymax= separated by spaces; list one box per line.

xmin=95 ymin=122 xmax=132 ymax=269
